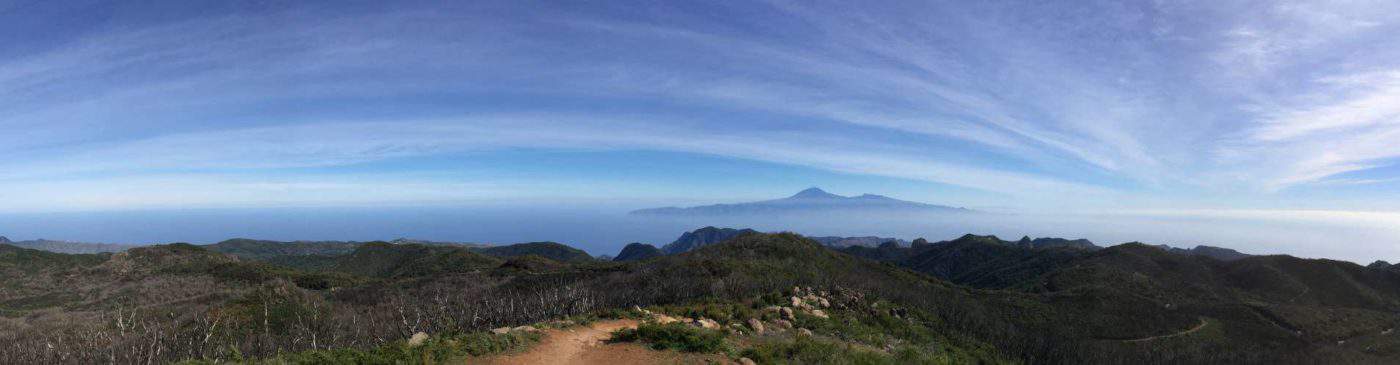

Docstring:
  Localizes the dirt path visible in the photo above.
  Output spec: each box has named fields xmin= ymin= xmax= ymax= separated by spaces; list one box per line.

xmin=479 ymin=319 xmax=728 ymax=365
xmin=1287 ymin=286 xmax=1310 ymax=303
xmin=1123 ymin=318 xmax=1209 ymax=343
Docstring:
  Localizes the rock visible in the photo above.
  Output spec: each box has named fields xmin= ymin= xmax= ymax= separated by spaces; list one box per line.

xmin=780 ymin=307 xmax=796 ymax=320
xmin=810 ymin=309 xmax=829 ymax=319
xmin=747 ymin=318 xmax=765 ymax=334
xmin=655 ymin=315 xmax=679 ymax=324
xmin=408 ymin=332 xmax=429 ymax=347
xmin=680 ymin=317 xmax=695 ymax=324
xmin=790 ymin=296 xmax=804 ymax=308
xmin=491 ymin=327 xmax=511 ymax=334
xmin=512 ymin=325 xmax=538 ymax=332
xmin=774 ymin=319 xmax=793 ymax=329
xmin=697 ymin=318 xmax=721 ymax=329
xmin=798 ymin=328 xmax=813 ymax=337
xmin=762 ymin=306 xmax=782 ymax=314
xmin=738 ymin=357 xmax=757 ymax=365
xmin=818 ymin=298 xmax=830 ymax=308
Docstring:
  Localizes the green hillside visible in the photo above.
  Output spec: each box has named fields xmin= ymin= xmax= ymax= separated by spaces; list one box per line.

xmin=3 ymin=233 xmax=1399 ymax=364
xmin=205 ymin=238 xmax=361 ymax=260
xmin=471 ymin=241 xmax=596 ymax=263
xmin=329 ymin=242 xmax=503 ymax=278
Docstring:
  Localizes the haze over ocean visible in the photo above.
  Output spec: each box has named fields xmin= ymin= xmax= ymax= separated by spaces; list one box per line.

xmin=3 ymin=203 xmax=1396 ymax=263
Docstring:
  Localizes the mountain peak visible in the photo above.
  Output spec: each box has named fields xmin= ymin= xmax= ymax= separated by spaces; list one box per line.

xmin=790 ymin=187 xmax=841 ymax=199
xmin=631 ymin=188 xmax=969 ymax=216
xmin=0 ymin=236 xmax=10 ymax=243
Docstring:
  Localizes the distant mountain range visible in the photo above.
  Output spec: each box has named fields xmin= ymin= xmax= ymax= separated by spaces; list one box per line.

xmin=630 ymin=187 xmax=968 ymax=216
xmin=203 ymin=238 xmax=594 ymax=264
xmin=0 ymin=236 xmax=136 ymax=254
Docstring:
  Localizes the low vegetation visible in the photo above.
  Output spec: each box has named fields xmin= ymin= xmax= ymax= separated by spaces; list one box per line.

xmin=2 ymin=228 xmax=1399 ymax=364
xmin=612 ymin=322 xmax=728 ymax=353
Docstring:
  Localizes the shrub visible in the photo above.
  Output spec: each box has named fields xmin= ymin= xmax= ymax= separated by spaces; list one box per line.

xmin=740 ymin=336 xmax=953 ymax=365
xmin=215 ymin=330 xmax=543 ymax=364
xmin=611 ymin=322 xmax=727 ymax=353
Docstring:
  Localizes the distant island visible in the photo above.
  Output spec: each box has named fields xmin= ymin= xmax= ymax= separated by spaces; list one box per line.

xmin=630 ymin=187 xmax=969 ymax=216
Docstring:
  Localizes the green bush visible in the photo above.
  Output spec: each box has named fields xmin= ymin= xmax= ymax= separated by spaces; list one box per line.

xmin=611 ymin=322 xmax=727 ymax=353
xmin=741 ymin=336 xmax=953 ymax=365
xmin=183 ymin=330 xmax=543 ymax=364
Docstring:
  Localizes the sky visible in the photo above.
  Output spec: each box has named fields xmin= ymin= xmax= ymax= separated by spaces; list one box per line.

xmin=2 ymin=1 xmax=1400 ymax=261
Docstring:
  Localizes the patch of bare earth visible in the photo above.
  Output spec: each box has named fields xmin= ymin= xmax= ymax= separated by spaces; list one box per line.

xmin=477 ymin=319 xmax=728 ymax=365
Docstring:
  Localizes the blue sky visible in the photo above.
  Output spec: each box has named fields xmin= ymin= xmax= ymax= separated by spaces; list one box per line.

xmin=3 ymin=1 xmax=1400 ymax=258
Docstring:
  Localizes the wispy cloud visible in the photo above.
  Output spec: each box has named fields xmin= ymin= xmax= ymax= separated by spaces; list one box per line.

xmin=0 ymin=115 xmax=1121 ymax=211
xmin=1 ymin=0 xmax=1398 ymax=213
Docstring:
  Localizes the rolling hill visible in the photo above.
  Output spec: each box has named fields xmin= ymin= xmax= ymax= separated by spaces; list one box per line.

xmin=0 ymin=237 xmax=138 ymax=254
xmin=4 ymin=230 xmax=1400 ymax=364
xmin=661 ymin=226 xmax=759 ymax=254
xmin=470 ymin=241 xmax=595 ymax=263
xmin=612 ymin=242 xmax=664 ymax=261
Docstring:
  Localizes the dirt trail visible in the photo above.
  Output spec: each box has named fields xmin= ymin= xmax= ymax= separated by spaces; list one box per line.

xmin=479 ymin=319 xmax=724 ymax=365
xmin=1123 ymin=318 xmax=1209 ymax=343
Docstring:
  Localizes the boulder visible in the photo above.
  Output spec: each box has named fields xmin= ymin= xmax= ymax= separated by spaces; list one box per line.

xmin=780 ymin=307 xmax=796 ymax=320
xmin=696 ymin=318 xmax=721 ymax=329
xmin=774 ymin=319 xmax=793 ymax=329
xmin=491 ymin=327 xmax=511 ymax=335
xmin=739 ymin=357 xmax=757 ymax=365
xmin=408 ymin=332 xmax=429 ymax=347
xmin=818 ymin=298 xmax=830 ymax=308
xmin=747 ymin=318 xmax=765 ymax=334
xmin=798 ymin=328 xmax=814 ymax=337
xmin=655 ymin=315 xmax=679 ymax=324
xmin=810 ymin=309 xmax=829 ymax=319
xmin=512 ymin=325 xmax=538 ymax=332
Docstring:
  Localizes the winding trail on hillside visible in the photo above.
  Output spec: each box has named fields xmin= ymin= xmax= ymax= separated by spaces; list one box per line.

xmin=478 ymin=319 xmax=725 ymax=365
xmin=1287 ymin=287 xmax=1310 ymax=303
xmin=1122 ymin=318 xmax=1209 ymax=343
